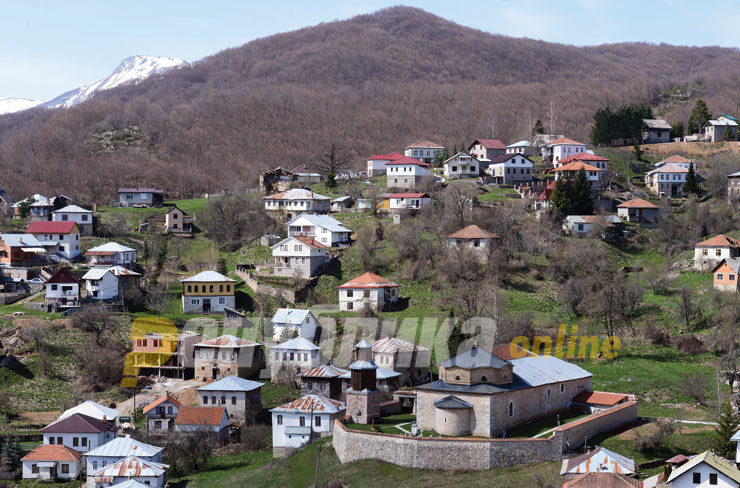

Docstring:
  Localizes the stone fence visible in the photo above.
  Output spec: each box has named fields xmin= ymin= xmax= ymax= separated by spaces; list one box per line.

xmin=332 ymin=400 xmax=638 ymax=471
xmin=235 ymin=266 xmax=307 ymax=303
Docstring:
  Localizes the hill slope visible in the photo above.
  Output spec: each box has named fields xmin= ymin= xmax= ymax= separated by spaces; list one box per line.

xmin=2 ymin=6 xmax=740 ymax=201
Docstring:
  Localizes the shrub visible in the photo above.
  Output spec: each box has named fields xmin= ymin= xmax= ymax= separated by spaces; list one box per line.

xmin=676 ymin=334 xmax=705 ymax=354
xmin=633 ymin=421 xmax=675 ymax=452
xmin=642 ymin=323 xmax=670 ymax=346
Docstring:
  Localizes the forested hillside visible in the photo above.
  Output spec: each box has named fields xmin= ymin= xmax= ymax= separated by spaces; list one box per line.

xmin=2 ymin=6 xmax=740 ymax=202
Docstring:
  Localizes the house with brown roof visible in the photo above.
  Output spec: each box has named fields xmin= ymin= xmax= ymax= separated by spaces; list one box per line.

xmin=21 ymin=444 xmax=82 ymax=481
xmin=562 ymin=473 xmax=641 ymax=488
xmin=143 ymin=393 xmax=181 ymax=434
xmin=694 ymin=234 xmax=740 ymax=271
xmin=41 ymin=413 xmax=116 ymax=453
xmin=26 ymin=220 xmax=80 ymax=259
xmin=193 ymin=335 xmax=263 ymax=382
xmin=267 ymin=235 xmax=330 ymax=278
xmin=616 ymin=198 xmax=660 ymax=227
xmin=338 ymin=272 xmax=400 ymax=312
xmin=404 ymin=140 xmax=445 ymax=164
xmin=656 ymin=154 xmax=696 ymax=170
xmin=553 ymin=162 xmax=604 ymax=190
xmin=372 ymin=337 xmax=431 ymax=385
xmin=645 ymin=163 xmax=688 ymax=197
xmin=174 ymin=406 xmax=229 ymax=442
xmin=571 ymin=391 xmax=632 ymax=413
xmin=713 ymin=258 xmax=740 ymax=292
xmin=44 ymin=267 xmax=81 ymax=309
xmin=91 ymin=455 xmax=169 ymax=488
xmin=367 ymin=152 xmax=404 ymax=177
xmin=555 ymin=152 xmax=609 ymax=187
xmin=270 ymin=395 xmax=346 ymax=457
xmin=468 ymin=138 xmax=506 ymax=162
xmin=447 ymin=224 xmax=499 ymax=254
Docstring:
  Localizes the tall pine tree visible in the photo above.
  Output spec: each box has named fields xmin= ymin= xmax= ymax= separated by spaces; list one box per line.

xmin=712 ymin=400 xmax=740 ymax=459
xmin=550 ymin=178 xmax=571 ymax=215
xmin=684 ymin=164 xmax=699 ymax=194
xmin=572 ymin=169 xmax=595 ymax=215
xmin=688 ymin=99 xmax=711 ymax=135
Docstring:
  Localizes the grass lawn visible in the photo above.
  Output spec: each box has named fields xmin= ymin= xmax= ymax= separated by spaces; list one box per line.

xmin=478 ymin=186 xmax=520 ymax=202
xmin=507 ymin=411 xmax=588 ymax=438
xmin=346 ymin=413 xmax=416 ymax=434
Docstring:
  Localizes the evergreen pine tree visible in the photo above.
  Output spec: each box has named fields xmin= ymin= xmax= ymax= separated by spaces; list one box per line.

xmin=155 ymin=242 xmax=168 ymax=270
xmin=712 ymin=400 xmax=740 ymax=459
xmin=688 ymin=99 xmax=711 ymax=135
xmin=572 ymin=169 xmax=595 ymax=215
xmin=217 ymin=257 xmax=228 ymax=275
xmin=684 ymin=163 xmax=699 ymax=194
xmin=632 ymin=142 xmax=644 ymax=161
xmin=326 ymin=172 xmax=337 ymax=188
xmin=550 ymin=178 xmax=571 ymax=215
xmin=533 ymin=119 xmax=544 ymax=136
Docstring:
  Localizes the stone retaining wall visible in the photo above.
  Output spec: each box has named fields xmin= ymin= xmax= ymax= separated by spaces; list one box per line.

xmin=236 ymin=269 xmax=305 ymax=303
xmin=553 ymin=401 xmax=638 ymax=451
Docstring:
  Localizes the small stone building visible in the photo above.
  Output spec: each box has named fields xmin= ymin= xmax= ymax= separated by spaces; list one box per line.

xmin=300 ymin=363 xmax=349 ymax=400
xmin=447 ymin=225 xmax=499 ymax=256
xmin=371 ymin=337 xmax=431 ymax=385
xmin=193 ymin=335 xmax=263 ymax=381
xmin=269 ymin=337 xmax=323 ymax=383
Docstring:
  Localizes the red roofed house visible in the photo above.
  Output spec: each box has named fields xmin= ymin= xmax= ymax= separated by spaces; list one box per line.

xmin=547 ymin=138 xmax=587 ymax=165
xmin=267 ymin=235 xmax=330 ymax=278
xmin=26 ymin=221 xmax=80 ymax=259
xmin=270 ymin=395 xmax=346 ymax=457
xmin=45 ymin=267 xmax=81 ymax=309
xmin=645 ymin=163 xmax=688 ymax=198
xmin=447 ymin=224 xmax=499 ymax=255
xmin=367 ymin=152 xmax=404 ymax=177
xmin=143 ymin=393 xmax=182 ymax=434
xmin=404 ymin=140 xmax=445 ymax=164
xmin=562 ymin=473 xmax=641 ymax=488
xmin=338 ymin=272 xmax=400 ymax=312
xmin=174 ymin=406 xmax=229 ymax=442
xmin=553 ymin=161 xmax=604 ymax=190
xmin=388 ymin=192 xmax=432 ymax=212
xmin=694 ymin=234 xmax=740 ymax=271
xmin=656 ymin=154 xmax=696 ymax=170
xmin=386 ymin=156 xmax=432 ymax=189
xmin=616 ymin=198 xmax=660 ymax=227
xmin=21 ymin=444 xmax=83 ymax=481
xmin=713 ymin=258 xmax=740 ymax=292
xmin=555 ymin=152 xmax=609 ymax=187
xmin=468 ymin=139 xmax=506 ymax=162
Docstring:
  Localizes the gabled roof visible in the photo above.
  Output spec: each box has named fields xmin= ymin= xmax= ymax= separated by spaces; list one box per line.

xmin=406 ymin=140 xmax=444 ymax=149
xmin=339 ymin=365 xmax=400 ymax=379
xmin=82 ymin=268 xmax=114 ymax=281
xmin=547 ymin=138 xmax=585 ymax=146
xmin=553 ymin=161 xmax=603 ymax=172
xmin=264 ymin=188 xmax=330 ymax=200
xmin=271 ymin=308 xmax=313 ymax=326
xmin=58 ymin=400 xmax=118 ymax=422
xmin=271 ymin=394 xmax=345 ymax=414
xmin=42 ymin=413 xmax=115 ymax=434
xmin=489 ymin=153 xmax=534 ymax=164
xmin=511 ymin=355 xmax=592 ymax=386
xmin=646 ymin=163 xmax=688 ymax=175
xmin=617 ymin=198 xmax=658 ymax=209
xmin=86 ymin=242 xmax=136 ymax=254
xmin=662 ymin=155 xmax=693 ymax=163
xmin=92 ymin=455 xmax=169 ymax=478
xmin=106 ymin=481 xmax=151 ymax=488
xmin=666 ymin=453 xmax=690 ymax=463
xmin=0 ymin=233 xmax=44 ymax=248
xmin=52 ymin=204 xmax=92 ymax=214
xmin=21 ymin=444 xmax=82 ymax=462
xmin=180 ymin=270 xmax=235 ymax=283
xmin=713 ymin=258 xmax=740 ymax=274
xmin=728 ymin=171 xmax=740 ymax=178
xmin=706 ymin=118 xmax=738 ymax=127
xmin=440 ymin=346 xmax=509 ymax=370
xmin=175 ymin=406 xmax=227 ymax=426
xmin=196 ymin=375 xmax=263 ymax=392
xmin=442 ymin=151 xmax=476 ymax=164
xmin=507 ymin=140 xmax=534 ymax=148
xmin=386 ymin=156 xmax=431 ymax=168
xmin=12 ymin=194 xmax=51 ymax=207
xmin=194 ymin=335 xmax=261 ymax=348
xmin=667 ymin=450 xmax=740 ymax=483
xmin=572 ymin=391 xmax=630 ymax=406
xmin=45 ymin=267 xmax=81 ymax=285
xmin=433 ymin=396 xmax=473 ymax=409
xmin=470 ymin=138 xmax=506 ymax=150
xmin=26 ymin=221 xmax=78 ymax=234
xmin=447 ymin=224 xmax=499 ymax=240
xmin=696 ymin=234 xmax=740 ymax=248
xmin=108 ymin=265 xmax=142 ymax=277
xmin=300 ymin=364 xmax=349 ymax=378
xmin=272 ymin=336 xmax=320 ymax=351
xmin=272 ymin=235 xmax=327 ymax=250
xmin=558 ymin=152 xmax=609 ymax=165
xmin=166 ymin=205 xmax=188 ymax=215
xmin=563 ymin=473 xmax=641 ymax=487
xmin=338 ymin=272 xmax=399 ymax=289
xmin=85 ymin=434 xmax=164 ymax=458
xmin=561 ymin=446 xmax=636 ymax=475
xmin=286 ymin=213 xmax=351 ymax=233
xmin=388 ymin=192 xmax=429 ymax=198
xmin=368 ymin=152 xmax=404 ymax=161
xmin=372 ymin=337 xmax=430 ymax=353
xmin=566 ymin=215 xmax=623 ymax=225
xmin=643 ymin=118 xmax=672 ymax=129
xmin=142 ymin=393 xmax=182 ymax=414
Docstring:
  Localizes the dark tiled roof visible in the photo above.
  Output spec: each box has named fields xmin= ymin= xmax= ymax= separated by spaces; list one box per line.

xmin=440 ymin=346 xmax=509 ymax=370
xmin=433 ymin=396 xmax=473 ymax=409
xmin=42 ymin=413 xmax=115 ymax=434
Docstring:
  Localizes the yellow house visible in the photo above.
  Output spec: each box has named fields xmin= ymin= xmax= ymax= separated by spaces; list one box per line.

xmin=180 ymin=270 xmax=236 ymax=314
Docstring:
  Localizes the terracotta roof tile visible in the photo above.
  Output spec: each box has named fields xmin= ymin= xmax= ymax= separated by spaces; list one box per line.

xmin=21 ymin=444 xmax=82 ymax=461
xmin=388 ymin=193 xmax=428 ymax=198
xmin=369 ymin=152 xmax=404 ymax=161
xmin=26 ymin=221 xmax=78 ymax=234
xmin=491 ymin=343 xmax=536 ymax=360
xmin=696 ymin=234 xmax=740 ymax=248
xmin=548 ymin=138 xmax=585 ymax=146
xmin=616 ymin=198 xmax=658 ymax=209
xmin=447 ymin=224 xmax=498 ymax=240
xmin=563 ymin=473 xmax=641 ymax=487
xmin=554 ymin=161 xmax=603 ymax=172
xmin=338 ymin=272 xmax=399 ymax=289
xmin=558 ymin=152 xmax=609 ymax=165
xmin=273 ymin=394 xmax=345 ymax=413
xmin=300 ymin=364 xmax=349 ymax=378
xmin=293 ymin=235 xmax=327 ymax=249
xmin=143 ymin=393 xmax=182 ymax=414
xmin=175 ymin=406 xmax=226 ymax=426
xmin=406 ymin=140 xmax=444 ymax=149
xmin=572 ymin=391 xmax=630 ymax=406
xmin=472 ymin=138 xmax=506 ymax=149
xmin=386 ymin=156 xmax=431 ymax=168
xmin=663 ymin=155 xmax=693 ymax=163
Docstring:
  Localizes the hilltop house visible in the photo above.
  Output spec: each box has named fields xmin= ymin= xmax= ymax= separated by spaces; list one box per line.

xmin=45 ymin=267 xmax=81 ymax=309
xmin=196 ymin=375 xmax=263 ymax=423
xmin=51 ymin=205 xmax=93 ymax=235
xmin=13 ymin=194 xmax=71 ymax=221
xmin=21 ymin=445 xmax=82 ymax=482
xmin=180 ymin=270 xmax=235 ymax=314
xmin=386 ymin=156 xmax=432 ymax=189
xmin=447 ymin=225 xmax=499 ymax=255
xmin=90 ymin=455 xmax=169 ymax=488
xmin=174 ymin=406 xmax=229 ymax=442
xmin=704 ymin=115 xmax=739 ymax=142
xmin=547 ymin=138 xmax=587 ymax=165
xmin=0 ymin=234 xmax=46 ymax=266
xmin=286 ymin=213 xmax=352 ymax=247
xmin=367 ymin=152 xmax=404 ymax=177
xmin=271 ymin=395 xmax=346 ymax=457
xmin=665 ymin=451 xmax=740 ymax=487
xmin=468 ymin=139 xmax=506 ymax=165
xmin=143 ymin=394 xmax=181 ymax=434
xmin=642 ymin=119 xmax=672 ymax=143
xmin=656 ymin=155 xmax=696 ymax=170
xmin=84 ymin=435 xmax=163 ymax=482
xmin=41 ymin=413 xmax=116 ymax=453
xmin=616 ymin=198 xmax=660 ymax=227
xmin=506 ymin=140 xmax=536 ymax=156
xmin=555 ymin=153 xmax=609 ymax=187
xmin=442 ymin=152 xmax=480 ymax=179
xmin=193 ymin=335 xmax=263 ymax=381
xmin=694 ymin=234 xmax=740 ymax=271
xmin=300 ymin=364 xmax=350 ymax=400
xmin=117 ymin=188 xmax=164 ymax=208
xmin=553 ymin=162 xmax=604 ymax=190
xmin=372 ymin=337 xmax=431 ymax=385
xmin=713 ymin=259 xmax=740 ymax=292
xmin=26 ymin=221 xmax=80 ymax=259
xmin=264 ymin=188 xmax=331 ymax=220
xmin=404 ymin=140 xmax=444 ymax=164
xmin=85 ymin=242 xmax=137 ymax=268
xmin=560 ymin=446 xmax=636 ymax=479
xmin=270 ymin=337 xmax=323 ymax=382
xmin=270 ymin=308 xmax=320 ymax=341
xmin=485 ymin=153 xmax=534 ymax=184
xmin=268 ymin=236 xmax=330 ymax=278
xmin=165 ymin=205 xmax=193 ymax=234
xmin=379 ymin=192 xmax=432 ymax=212
xmin=338 ymin=272 xmax=400 ymax=312
xmin=645 ymin=163 xmax=688 ymax=197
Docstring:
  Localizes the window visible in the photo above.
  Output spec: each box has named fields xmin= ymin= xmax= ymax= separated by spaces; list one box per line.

xmin=211 ymin=396 xmax=216 ymax=404
xmin=155 ymin=420 xmax=162 ymax=429
xmin=57 ymin=437 xmax=62 ymax=445
xmin=703 ymin=249 xmax=708 ymax=256
xmin=299 ymin=416 xmax=306 ymax=426
xmin=61 ymin=214 xmax=68 ymax=221
xmin=81 ymin=437 xmax=87 ymax=446
xmin=731 ymin=275 xmax=736 ymax=281
xmin=221 ymin=396 xmax=226 ymax=404
xmin=220 ymin=284 xmax=223 ymax=292
xmin=226 ymin=285 xmax=230 ymax=292
xmin=718 ymin=274 xmax=724 ymax=280
xmin=346 ymin=290 xmax=353 ymax=298
xmin=232 ymin=396 xmax=237 ymax=405
xmin=61 ymin=463 xmax=69 ymax=474
xmin=219 ymin=297 xmax=225 ymax=305
xmin=347 ymin=302 xmax=353 ymax=310
xmin=277 ymin=415 xmax=283 ymax=425
xmin=693 ymin=472 xmax=701 ymax=483
xmin=481 ymin=375 xmax=487 ymax=382
xmin=32 ymin=464 xmax=39 ymax=474
xmin=315 ymin=416 xmax=321 ymax=426
xmin=49 ymin=437 xmax=55 ymax=444
xmin=547 ymin=389 xmax=551 ymax=398
xmin=167 ymin=406 xmax=173 ymax=414
xmin=210 ymin=285 xmax=214 ymax=292
xmin=560 ymin=384 xmax=564 ymax=393
xmin=92 ymin=461 xmax=98 ymax=471
xmin=717 ymin=249 xmax=722 ymax=257
xmin=203 ymin=396 xmax=208 ymax=404
xmin=73 ymin=437 xmax=79 ymax=447
xmin=455 ymin=375 xmax=460 ymax=381
xmin=509 ymin=402 xmax=513 ymax=416
xmin=202 ymin=285 xmax=206 ymax=293
xmin=710 ymin=473 xmax=718 ymax=485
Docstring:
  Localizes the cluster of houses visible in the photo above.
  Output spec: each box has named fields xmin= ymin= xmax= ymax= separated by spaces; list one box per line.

xmin=643 ymin=114 xmax=739 ymax=143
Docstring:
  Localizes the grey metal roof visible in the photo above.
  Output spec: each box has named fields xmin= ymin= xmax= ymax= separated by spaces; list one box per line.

xmin=180 ymin=270 xmax=235 ymax=282
xmin=84 ymin=435 xmax=163 ymax=458
xmin=347 ymin=360 xmax=378 ymax=370
xmin=52 ymin=205 xmax=92 ymax=214
xmin=271 ymin=308 xmax=312 ymax=326
xmin=434 ymin=396 xmax=473 ymax=409
xmin=355 ymin=339 xmax=373 ymax=348
xmin=729 ymin=171 xmax=740 ymax=178
xmin=196 ymin=375 xmax=263 ymax=392
xmin=340 ymin=365 xmax=399 ymax=379
xmin=416 ymin=378 xmax=527 ymax=394
xmin=285 ymin=214 xmax=351 ymax=233
xmin=440 ymin=347 xmax=509 ymax=370
xmin=271 ymin=337 xmax=320 ymax=351
xmin=718 ymin=258 xmax=740 ymax=273
xmin=643 ymin=119 xmax=672 ymax=129
xmin=0 ymin=234 xmax=44 ymax=248
xmin=510 ymin=356 xmax=591 ymax=387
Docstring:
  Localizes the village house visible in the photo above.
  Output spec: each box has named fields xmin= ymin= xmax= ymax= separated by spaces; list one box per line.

xmin=338 ymin=272 xmax=400 ymax=312
xmin=665 ymin=451 xmax=740 ymax=487
xmin=57 ymin=400 xmax=118 ymax=423
xmin=286 ymin=213 xmax=352 ymax=247
xmin=44 ymin=267 xmax=81 ymax=309
xmin=553 ymin=161 xmax=604 ymax=190
xmin=193 ymin=335 xmax=263 ymax=381
xmin=82 ymin=267 xmax=120 ymax=300
xmin=13 ymin=194 xmax=71 ymax=221
xmin=21 ymin=445 xmax=82 ymax=482
xmin=416 ymin=346 xmax=592 ymax=437
xmin=263 ymin=188 xmax=331 ymax=220
xmin=372 ymin=337 xmax=431 ymax=385
xmin=560 ymin=446 xmax=636 ymax=480
xmin=180 ymin=270 xmax=235 ymax=314
xmin=197 ymin=375 xmax=263 ymax=423
xmin=485 ymin=153 xmax=534 ymax=184
xmin=382 ymin=192 xmax=432 ymax=212
xmin=270 ymin=308 xmax=320 ymax=341
xmin=130 ymin=331 xmax=201 ymax=379
xmin=729 ymin=171 xmax=740 ymax=205
xmin=645 ymin=163 xmax=689 ymax=197
xmin=386 ymin=156 xmax=432 ymax=189
xmin=91 ymin=455 xmax=169 ymax=488
xmin=268 ymin=235 xmax=330 ymax=278
xmin=694 ymin=234 xmax=740 ymax=271
xmin=563 ymin=215 xmax=624 ymax=238
xmin=51 ymin=205 xmax=94 ymax=235
xmin=84 ymin=435 xmax=164 ymax=482
xmin=85 ymin=242 xmax=137 ymax=268
xmin=468 ymin=139 xmax=506 ymax=165
xmin=656 ymin=154 xmax=696 ymax=170
xmin=547 ymin=138 xmax=587 ymax=165
xmin=109 ymin=265 xmax=142 ymax=297
xmin=555 ymin=152 xmax=609 ymax=187
xmin=563 ymin=473 xmax=640 ymax=488
xmin=259 ymin=167 xmax=295 ymax=194
xmin=165 ymin=205 xmax=193 ymax=234
xmin=143 ymin=393 xmax=181 ymax=434
xmin=291 ymin=163 xmax=323 ymax=185
xmin=447 ymin=225 xmax=499 ymax=255
xmin=616 ymin=198 xmax=660 ymax=227
xmin=271 ymin=395 xmax=346 ymax=457
xmin=704 ymin=115 xmax=739 ymax=142
xmin=26 ymin=221 xmax=81 ymax=259
xmin=366 ymin=152 xmax=404 ymax=177
xmin=300 ymin=364 xmax=349 ymax=400
xmin=42 ymin=413 xmax=116 ymax=453
xmin=713 ymin=258 xmax=740 ymax=292
xmin=404 ymin=140 xmax=444 ymax=164
xmin=117 ymin=188 xmax=165 ymax=208
xmin=642 ymin=118 xmax=672 ymax=143
xmin=174 ymin=406 xmax=229 ymax=442
xmin=442 ymin=152 xmax=480 ymax=179
xmin=330 ymin=196 xmax=353 ymax=212
xmin=505 ymin=140 xmax=536 ymax=156
xmin=0 ymin=233 xmax=46 ymax=266
xmin=269 ymin=337 xmax=323 ymax=382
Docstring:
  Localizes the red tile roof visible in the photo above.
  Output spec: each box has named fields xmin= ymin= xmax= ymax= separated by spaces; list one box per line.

xmin=26 ymin=221 xmax=78 ymax=234
xmin=338 ymin=272 xmax=400 ymax=289
xmin=447 ymin=224 xmax=499 ymax=240
xmin=548 ymin=138 xmax=585 ymax=146
xmin=554 ymin=161 xmax=603 ymax=173
xmin=406 ymin=140 xmax=444 ymax=149
xmin=369 ymin=152 xmax=404 ymax=161
xmin=472 ymin=138 xmax=506 ymax=150
xmin=696 ymin=234 xmax=740 ymax=248
xmin=386 ymin=156 xmax=431 ymax=168
xmin=616 ymin=198 xmax=658 ymax=209
xmin=572 ymin=391 xmax=630 ymax=406
xmin=666 ymin=454 xmax=689 ymax=464
xmin=143 ymin=393 xmax=182 ymax=414
xmin=22 ymin=444 xmax=82 ymax=462
xmin=491 ymin=343 xmax=536 ymax=360
xmin=45 ymin=267 xmax=81 ymax=285
xmin=274 ymin=395 xmax=345 ymax=413
xmin=557 ymin=152 xmax=609 ymax=165
xmin=175 ymin=406 xmax=226 ymax=426
xmin=563 ymin=473 xmax=641 ymax=487
xmin=292 ymin=235 xmax=327 ymax=249
xmin=300 ymin=364 xmax=349 ymax=378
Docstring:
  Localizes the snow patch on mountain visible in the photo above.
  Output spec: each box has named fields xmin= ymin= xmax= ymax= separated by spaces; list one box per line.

xmin=0 ymin=98 xmax=43 ymax=115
